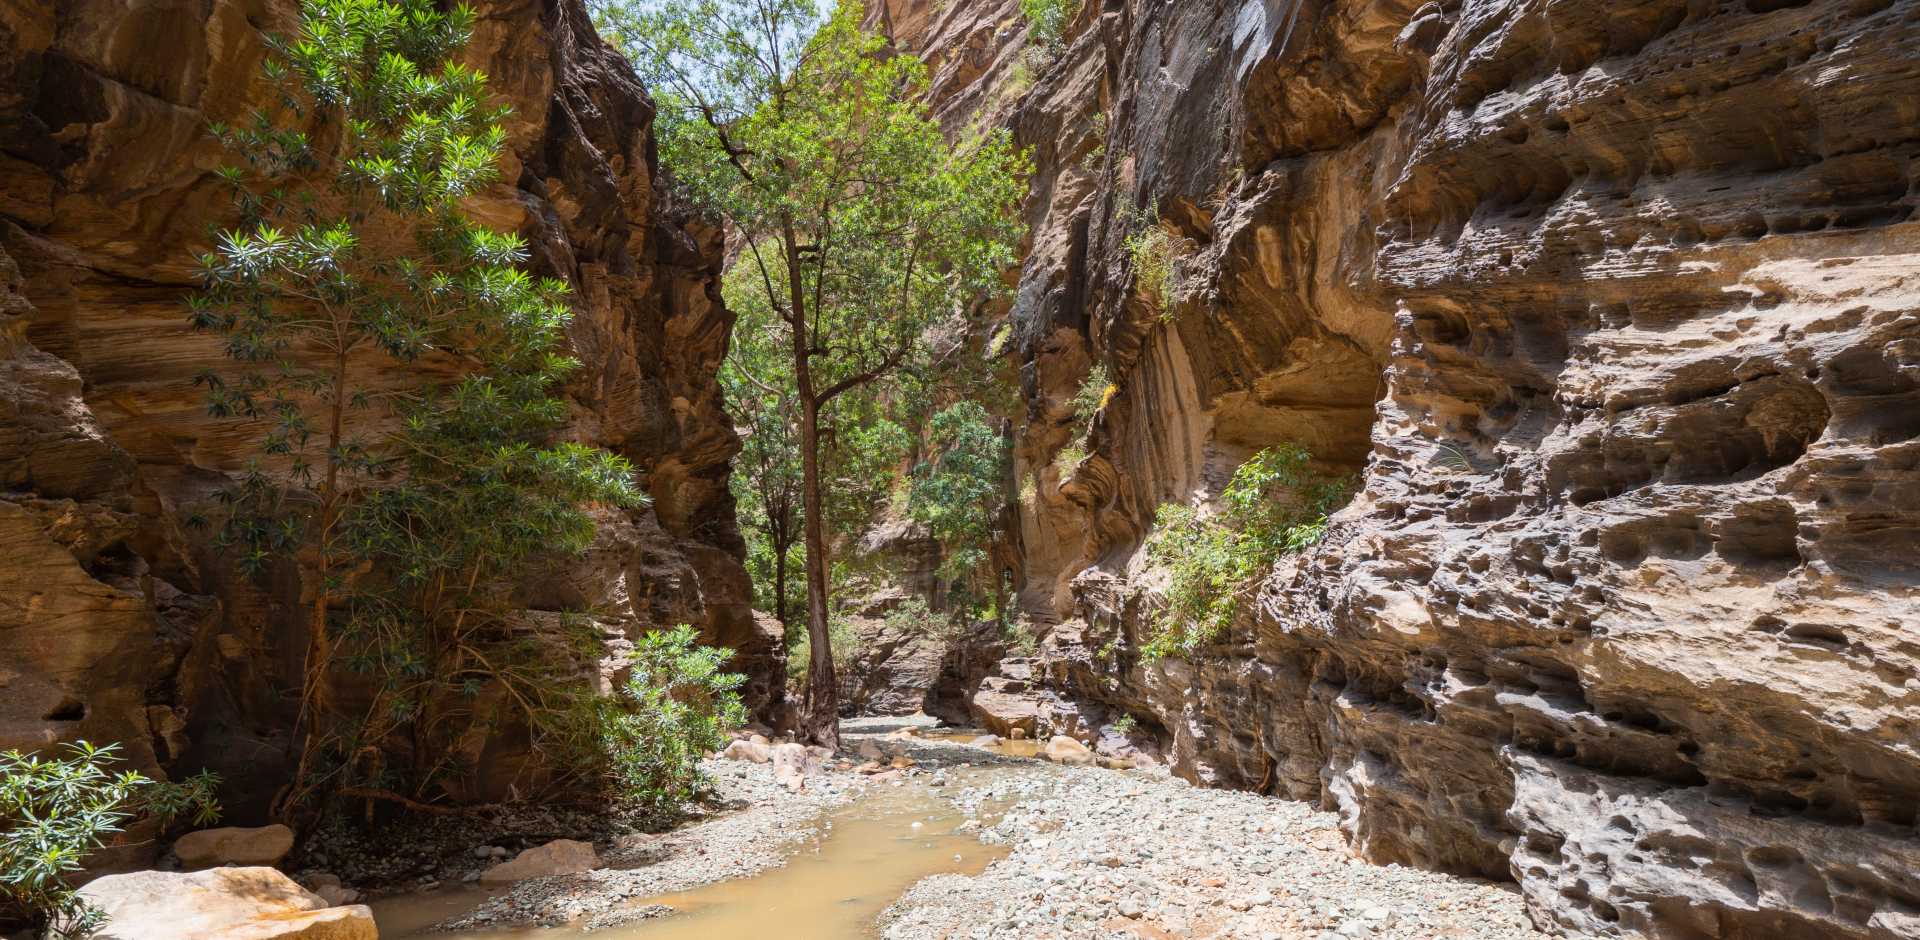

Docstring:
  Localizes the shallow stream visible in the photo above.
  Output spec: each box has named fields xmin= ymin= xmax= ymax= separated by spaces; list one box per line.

xmin=371 ymin=753 xmax=1013 ymax=939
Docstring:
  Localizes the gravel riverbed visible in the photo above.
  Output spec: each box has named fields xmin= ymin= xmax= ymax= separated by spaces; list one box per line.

xmin=373 ymin=718 xmax=1545 ymax=938
xmin=435 ymin=757 xmax=862 ymax=931
xmin=880 ymin=735 xmax=1544 ymax=940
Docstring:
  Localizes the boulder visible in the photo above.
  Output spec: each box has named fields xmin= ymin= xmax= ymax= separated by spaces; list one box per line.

xmin=77 ymin=867 xmax=375 ymax=940
xmin=722 ymin=738 xmax=772 ymax=763
xmin=301 ymin=874 xmax=359 ymax=907
xmin=173 ymin=824 xmax=295 ymax=868
xmin=770 ymin=742 xmax=822 ymax=791
xmin=478 ymin=839 xmax=601 ymax=885
xmin=1043 ymin=735 xmax=1095 ymax=767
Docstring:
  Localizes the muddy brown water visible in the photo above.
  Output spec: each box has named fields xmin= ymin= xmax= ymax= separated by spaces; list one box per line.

xmin=372 ymin=749 xmax=1017 ymax=939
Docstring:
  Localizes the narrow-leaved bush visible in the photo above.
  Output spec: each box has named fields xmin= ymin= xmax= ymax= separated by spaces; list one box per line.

xmin=1 ymin=742 xmax=220 ymax=938
xmin=596 ymin=626 xmax=747 ymax=814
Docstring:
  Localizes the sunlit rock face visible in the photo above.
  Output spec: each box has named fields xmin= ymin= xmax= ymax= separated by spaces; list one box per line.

xmin=871 ymin=0 xmax=1920 ymax=934
xmin=0 ymin=0 xmax=773 ymax=815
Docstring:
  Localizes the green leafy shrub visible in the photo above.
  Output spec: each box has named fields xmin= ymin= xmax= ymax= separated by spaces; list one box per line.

xmin=882 ymin=598 xmax=933 ymax=635
xmin=1003 ymin=616 xmax=1040 ymax=654
xmin=2 ymin=742 xmax=220 ymax=938
xmin=596 ymin=626 xmax=747 ymax=813
xmin=1143 ymin=445 xmax=1351 ymax=661
xmin=1021 ymin=0 xmax=1079 ymax=49
xmin=1053 ymin=442 xmax=1089 ymax=481
xmin=909 ymin=402 xmax=1010 ymax=616
xmin=1125 ymin=208 xmax=1181 ymax=316
xmin=1067 ymin=363 xmax=1111 ymax=427
xmin=787 ymin=614 xmax=863 ymax=691
xmin=1111 ymin=713 xmax=1138 ymax=735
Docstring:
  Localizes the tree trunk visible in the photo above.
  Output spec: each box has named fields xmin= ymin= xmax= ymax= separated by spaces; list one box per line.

xmin=772 ymin=536 xmax=790 ymax=629
xmin=782 ymin=226 xmax=838 ymax=749
xmin=794 ymin=394 xmax=839 ymax=749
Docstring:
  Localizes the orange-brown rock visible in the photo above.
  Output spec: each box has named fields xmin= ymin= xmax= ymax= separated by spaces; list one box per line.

xmin=872 ymin=0 xmax=1920 ymax=936
xmin=0 ymin=0 xmax=775 ymax=816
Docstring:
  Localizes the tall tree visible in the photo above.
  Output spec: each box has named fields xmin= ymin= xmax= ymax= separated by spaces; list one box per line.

xmin=721 ymin=263 xmax=805 ymax=627
xmin=191 ymin=0 xmax=642 ymax=814
xmin=595 ymin=0 xmax=1025 ymax=746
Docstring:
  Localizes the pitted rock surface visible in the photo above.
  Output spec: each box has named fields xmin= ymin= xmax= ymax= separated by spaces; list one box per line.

xmin=867 ymin=0 xmax=1920 ymax=936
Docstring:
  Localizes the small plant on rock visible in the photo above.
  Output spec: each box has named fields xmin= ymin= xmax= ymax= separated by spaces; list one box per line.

xmin=1021 ymin=0 xmax=1079 ymax=50
xmin=1124 ymin=202 xmax=1181 ymax=318
xmin=1003 ymin=616 xmax=1041 ymax=654
xmin=1053 ymin=443 xmax=1089 ymax=481
xmin=1143 ymin=445 xmax=1352 ymax=661
xmin=1 ymin=742 xmax=220 ymax=938
xmin=1067 ymin=363 xmax=1111 ymax=428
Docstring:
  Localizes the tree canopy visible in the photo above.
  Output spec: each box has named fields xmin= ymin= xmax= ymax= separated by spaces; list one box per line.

xmin=594 ymin=0 xmax=1025 ymax=745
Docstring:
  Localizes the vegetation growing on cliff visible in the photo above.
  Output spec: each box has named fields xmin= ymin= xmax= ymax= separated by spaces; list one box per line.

xmin=191 ymin=0 xmax=656 ymax=816
xmin=1125 ymin=206 xmax=1182 ymax=317
xmin=1021 ymin=0 xmax=1079 ymax=49
xmin=1 ymin=743 xmax=220 ymax=937
xmin=1143 ymin=445 xmax=1351 ymax=660
xmin=597 ymin=0 xmax=1025 ymax=747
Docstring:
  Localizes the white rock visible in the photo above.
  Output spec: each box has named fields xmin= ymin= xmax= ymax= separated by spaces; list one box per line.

xmin=78 ymin=867 xmax=375 ymax=940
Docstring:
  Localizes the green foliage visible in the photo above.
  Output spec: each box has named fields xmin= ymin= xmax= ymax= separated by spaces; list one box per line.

xmin=595 ymin=626 xmax=748 ymax=813
xmin=1143 ymin=445 xmax=1352 ymax=661
xmin=1124 ymin=203 xmax=1180 ymax=317
xmin=722 ymin=262 xmax=807 ymax=625
xmin=1021 ymin=0 xmax=1078 ymax=49
xmin=785 ymin=614 xmax=863 ymax=689
xmin=1080 ymin=111 xmax=1108 ymax=174
xmin=832 ymin=417 xmax=912 ymax=535
xmin=2 ymin=743 xmax=220 ymax=938
xmin=595 ymin=0 xmax=1026 ymax=739
xmin=191 ymin=0 xmax=643 ymax=809
xmin=1053 ymin=442 xmax=1089 ymax=481
xmin=1067 ymin=363 xmax=1111 ymax=427
xmin=1003 ymin=615 xmax=1040 ymax=654
xmin=908 ymin=401 xmax=1009 ymax=616
xmin=1111 ymin=713 xmax=1138 ymax=735
xmin=882 ymin=597 xmax=933 ymax=634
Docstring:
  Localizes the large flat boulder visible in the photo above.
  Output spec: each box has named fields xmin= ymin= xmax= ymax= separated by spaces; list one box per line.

xmin=479 ymin=838 xmax=601 ymax=884
xmin=1043 ymin=735 xmax=1096 ymax=767
xmin=77 ymin=867 xmax=375 ymax=940
xmin=174 ymin=824 xmax=295 ymax=868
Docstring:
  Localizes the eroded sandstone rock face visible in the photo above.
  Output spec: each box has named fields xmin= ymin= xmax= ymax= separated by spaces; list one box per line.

xmin=871 ymin=0 xmax=1920 ymax=935
xmin=0 ymin=0 xmax=773 ymax=814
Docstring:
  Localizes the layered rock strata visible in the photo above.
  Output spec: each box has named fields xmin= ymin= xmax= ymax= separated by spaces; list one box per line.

xmin=869 ymin=0 xmax=1920 ymax=935
xmin=0 ymin=0 xmax=772 ymax=813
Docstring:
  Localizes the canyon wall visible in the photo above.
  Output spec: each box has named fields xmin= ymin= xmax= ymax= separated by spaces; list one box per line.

xmin=868 ymin=0 xmax=1920 ymax=936
xmin=0 ymin=0 xmax=774 ymax=815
